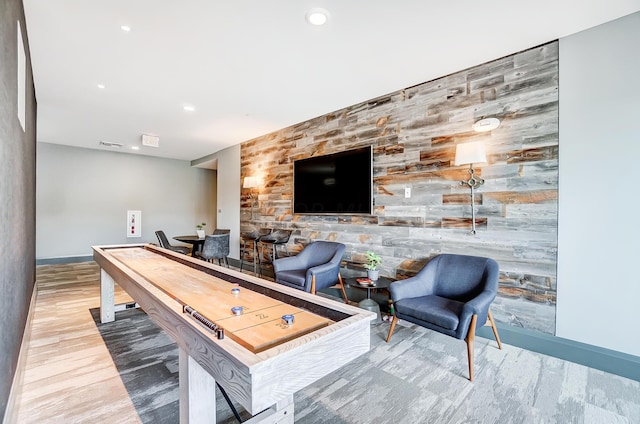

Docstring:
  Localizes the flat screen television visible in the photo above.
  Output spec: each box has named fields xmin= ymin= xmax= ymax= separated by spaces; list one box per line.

xmin=293 ymin=147 xmax=372 ymax=215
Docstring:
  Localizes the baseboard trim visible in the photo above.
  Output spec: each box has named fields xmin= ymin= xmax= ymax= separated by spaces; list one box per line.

xmin=36 ymin=255 xmax=93 ymax=265
xmin=3 ymin=283 xmax=38 ymax=423
xmin=477 ymin=323 xmax=640 ymax=382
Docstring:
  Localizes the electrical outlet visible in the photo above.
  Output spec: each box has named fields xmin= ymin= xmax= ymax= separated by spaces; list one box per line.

xmin=405 ymin=187 xmax=411 ymax=198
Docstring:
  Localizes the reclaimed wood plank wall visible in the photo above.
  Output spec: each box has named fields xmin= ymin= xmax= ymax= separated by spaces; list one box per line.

xmin=241 ymin=41 xmax=559 ymax=334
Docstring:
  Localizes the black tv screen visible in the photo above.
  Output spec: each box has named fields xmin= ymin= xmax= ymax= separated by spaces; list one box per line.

xmin=293 ymin=147 xmax=372 ymax=215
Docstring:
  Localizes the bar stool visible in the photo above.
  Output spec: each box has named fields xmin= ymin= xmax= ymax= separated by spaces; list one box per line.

xmin=240 ymin=228 xmax=271 ymax=276
xmin=258 ymin=229 xmax=292 ymax=276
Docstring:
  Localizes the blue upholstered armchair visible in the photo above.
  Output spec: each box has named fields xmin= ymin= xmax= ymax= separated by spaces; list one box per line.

xmin=386 ymin=253 xmax=502 ymax=381
xmin=272 ymin=241 xmax=349 ymax=303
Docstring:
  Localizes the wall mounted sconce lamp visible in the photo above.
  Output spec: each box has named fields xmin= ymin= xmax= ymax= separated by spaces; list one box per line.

xmin=243 ymin=176 xmax=259 ymax=220
xmin=243 ymin=176 xmax=259 ymax=198
xmin=455 ymin=141 xmax=487 ymax=235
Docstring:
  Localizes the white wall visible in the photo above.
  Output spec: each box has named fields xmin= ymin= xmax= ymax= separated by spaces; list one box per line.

xmin=557 ymin=12 xmax=640 ymax=357
xmin=36 ymin=143 xmax=216 ymax=258
xmin=211 ymin=144 xmax=241 ymax=259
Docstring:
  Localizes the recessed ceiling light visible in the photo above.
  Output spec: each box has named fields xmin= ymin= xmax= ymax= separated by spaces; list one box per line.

xmin=131 ymin=146 xmax=140 ymax=150
xmin=306 ymin=8 xmax=329 ymax=26
xmin=183 ymin=105 xmax=195 ymax=112
xmin=97 ymin=84 xmax=105 ymax=89
xmin=120 ymin=25 xmax=131 ymax=32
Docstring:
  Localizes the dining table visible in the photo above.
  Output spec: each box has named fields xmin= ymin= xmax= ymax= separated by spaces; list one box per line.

xmin=173 ymin=235 xmax=205 ymax=256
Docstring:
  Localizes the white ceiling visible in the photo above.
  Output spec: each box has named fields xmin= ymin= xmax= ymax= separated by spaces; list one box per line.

xmin=23 ymin=1 xmax=640 ymax=167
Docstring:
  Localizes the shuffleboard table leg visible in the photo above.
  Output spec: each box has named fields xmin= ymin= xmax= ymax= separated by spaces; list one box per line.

xmin=243 ymin=394 xmax=294 ymax=424
xmin=100 ymin=269 xmax=115 ymax=324
xmin=179 ymin=347 xmax=217 ymax=424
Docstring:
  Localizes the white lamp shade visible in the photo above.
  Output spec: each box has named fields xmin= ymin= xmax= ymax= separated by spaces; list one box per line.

xmin=454 ymin=142 xmax=487 ymax=166
xmin=243 ymin=176 xmax=258 ymax=189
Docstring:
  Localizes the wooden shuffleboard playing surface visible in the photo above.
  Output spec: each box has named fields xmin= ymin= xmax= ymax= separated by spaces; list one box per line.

xmin=95 ymin=243 xmax=374 ymax=421
xmin=108 ymin=247 xmax=332 ymax=353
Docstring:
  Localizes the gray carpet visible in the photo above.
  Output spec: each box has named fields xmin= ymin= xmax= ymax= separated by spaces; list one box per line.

xmin=92 ymin=308 xmax=250 ymax=423
xmin=92 ymin=308 xmax=640 ymax=423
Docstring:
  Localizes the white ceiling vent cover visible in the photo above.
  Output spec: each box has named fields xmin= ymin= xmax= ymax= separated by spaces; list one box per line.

xmin=142 ymin=134 xmax=160 ymax=147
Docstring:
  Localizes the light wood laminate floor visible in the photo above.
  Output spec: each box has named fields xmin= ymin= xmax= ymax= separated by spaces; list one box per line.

xmin=15 ymin=262 xmax=144 ymax=423
xmin=12 ymin=262 xmax=640 ymax=423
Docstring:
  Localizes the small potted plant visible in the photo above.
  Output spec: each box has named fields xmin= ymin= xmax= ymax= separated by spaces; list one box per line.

xmin=364 ymin=250 xmax=382 ymax=281
xmin=196 ymin=222 xmax=206 ymax=238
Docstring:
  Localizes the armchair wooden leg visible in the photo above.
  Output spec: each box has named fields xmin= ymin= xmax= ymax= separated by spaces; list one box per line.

xmin=487 ymin=309 xmax=502 ymax=350
xmin=337 ymin=274 xmax=349 ymax=304
xmin=386 ymin=315 xmax=398 ymax=343
xmin=465 ymin=314 xmax=478 ymax=382
xmin=311 ymin=274 xmax=349 ymax=304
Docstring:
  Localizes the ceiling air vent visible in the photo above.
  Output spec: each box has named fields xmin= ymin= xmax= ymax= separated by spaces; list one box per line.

xmin=141 ymin=134 xmax=160 ymax=148
xmin=99 ymin=141 xmax=123 ymax=148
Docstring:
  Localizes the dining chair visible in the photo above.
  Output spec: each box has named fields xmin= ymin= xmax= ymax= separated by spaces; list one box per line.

xmin=155 ymin=230 xmax=191 ymax=255
xmin=196 ymin=233 xmax=230 ymax=267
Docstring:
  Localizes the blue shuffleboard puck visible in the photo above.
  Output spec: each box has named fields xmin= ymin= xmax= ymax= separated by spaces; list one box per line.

xmin=282 ymin=314 xmax=295 ymax=325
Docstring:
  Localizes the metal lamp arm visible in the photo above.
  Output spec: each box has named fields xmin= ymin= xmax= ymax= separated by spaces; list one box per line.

xmin=459 ymin=164 xmax=484 ymax=235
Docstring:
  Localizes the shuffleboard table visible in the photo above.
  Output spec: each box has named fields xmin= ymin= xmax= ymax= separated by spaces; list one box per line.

xmin=93 ymin=244 xmax=374 ymax=424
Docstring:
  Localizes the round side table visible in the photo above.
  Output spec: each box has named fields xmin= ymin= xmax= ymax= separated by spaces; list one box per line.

xmin=346 ymin=277 xmax=392 ymax=324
